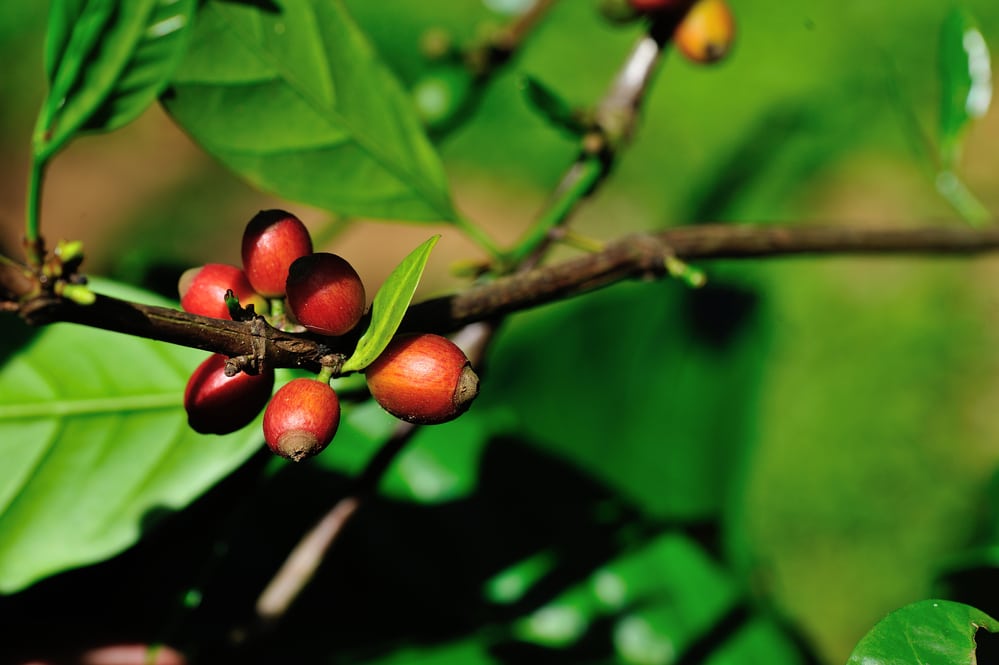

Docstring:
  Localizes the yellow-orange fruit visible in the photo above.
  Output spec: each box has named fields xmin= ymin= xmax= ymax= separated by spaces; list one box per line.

xmin=673 ymin=0 xmax=735 ymax=64
xmin=263 ymin=378 xmax=340 ymax=461
xmin=364 ymin=334 xmax=479 ymax=425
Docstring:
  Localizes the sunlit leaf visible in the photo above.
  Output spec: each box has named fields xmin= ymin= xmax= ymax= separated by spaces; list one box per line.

xmin=35 ymin=0 xmax=197 ymax=161
xmin=0 ymin=280 xmax=266 ymax=593
xmin=163 ymin=0 xmax=456 ymax=222
xmin=847 ymin=600 xmax=999 ymax=665
xmin=341 ymin=235 xmax=439 ymax=373
xmin=938 ymin=7 xmax=992 ymax=170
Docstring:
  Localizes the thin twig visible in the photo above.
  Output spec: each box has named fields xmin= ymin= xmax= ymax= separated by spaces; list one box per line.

xmin=8 ymin=224 xmax=999 ymax=361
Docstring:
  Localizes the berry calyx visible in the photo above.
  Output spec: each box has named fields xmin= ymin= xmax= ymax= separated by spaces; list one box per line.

xmin=285 ymin=252 xmax=366 ymax=336
xmin=184 ymin=354 xmax=275 ymax=435
xmin=364 ymin=333 xmax=479 ymax=425
xmin=673 ymin=0 xmax=735 ymax=64
xmin=241 ymin=209 xmax=313 ymax=298
xmin=179 ymin=263 xmax=267 ymax=320
xmin=263 ymin=378 xmax=341 ymax=461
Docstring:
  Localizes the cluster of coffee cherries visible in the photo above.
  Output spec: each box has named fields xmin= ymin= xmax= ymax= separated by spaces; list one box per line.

xmin=603 ymin=0 xmax=736 ymax=64
xmin=179 ymin=210 xmax=479 ymax=461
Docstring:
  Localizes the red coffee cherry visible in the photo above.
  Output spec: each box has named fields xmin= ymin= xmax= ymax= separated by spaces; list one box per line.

xmin=263 ymin=378 xmax=341 ymax=461
xmin=673 ymin=0 xmax=735 ymax=64
xmin=241 ymin=209 xmax=313 ymax=298
xmin=178 ymin=263 xmax=267 ymax=319
xmin=184 ymin=354 xmax=275 ymax=435
xmin=285 ymin=252 xmax=366 ymax=336
xmin=627 ymin=0 xmax=695 ymax=14
xmin=364 ymin=333 xmax=479 ymax=425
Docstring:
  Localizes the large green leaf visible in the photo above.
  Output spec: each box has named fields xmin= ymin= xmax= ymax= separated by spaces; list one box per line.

xmin=35 ymin=0 xmax=197 ymax=161
xmin=0 ymin=280 xmax=267 ymax=593
xmin=847 ymin=600 xmax=999 ymax=665
xmin=162 ymin=0 xmax=456 ymax=222
xmin=479 ymin=279 xmax=767 ymax=519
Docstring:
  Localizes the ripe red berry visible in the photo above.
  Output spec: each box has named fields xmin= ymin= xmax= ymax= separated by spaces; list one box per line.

xmin=241 ymin=209 xmax=313 ymax=298
xmin=263 ymin=378 xmax=341 ymax=461
xmin=184 ymin=354 xmax=275 ymax=435
xmin=178 ymin=263 xmax=267 ymax=320
xmin=364 ymin=333 xmax=479 ymax=425
xmin=627 ymin=0 xmax=695 ymax=14
xmin=673 ymin=0 xmax=735 ymax=64
xmin=285 ymin=252 xmax=366 ymax=336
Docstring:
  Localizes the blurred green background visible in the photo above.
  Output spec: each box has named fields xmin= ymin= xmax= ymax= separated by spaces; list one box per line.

xmin=2 ymin=1 xmax=999 ymax=663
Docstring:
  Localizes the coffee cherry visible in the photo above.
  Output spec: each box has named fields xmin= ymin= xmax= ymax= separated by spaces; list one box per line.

xmin=627 ymin=0 xmax=694 ymax=14
xmin=184 ymin=354 xmax=275 ymax=435
xmin=263 ymin=378 xmax=341 ymax=461
xmin=179 ymin=263 xmax=267 ymax=320
xmin=285 ymin=252 xmax=366 ymax=336
xmin=365 ymin=333 xmax=479 ymax=425
xmin=241 ymin=209 xmax=313 ymax=297
xmin=673 ymin=0 xmax=735 ymax=64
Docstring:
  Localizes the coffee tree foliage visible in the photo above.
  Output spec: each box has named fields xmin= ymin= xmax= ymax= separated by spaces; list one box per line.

xmin=1 ymin=0 xmax=999 ymax=663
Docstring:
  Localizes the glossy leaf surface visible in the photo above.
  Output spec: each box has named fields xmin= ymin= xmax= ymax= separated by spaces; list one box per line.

xmin=0 ymin=281 xmax=265 ymax=593
xmin=36 ymin=0 xmax=197 ymax=161
xmin=341 ymin=235 xmax=439 ymax=373
xmin=163 ymin=0 xmax=456 ymax=222
xmin=938 ymin=8 xmax=992 ymax=169
xmin=847 ymin=600 xmax=999 ymax=665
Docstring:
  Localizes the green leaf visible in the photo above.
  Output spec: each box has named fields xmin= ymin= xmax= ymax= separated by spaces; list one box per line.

xmin=35 ymin=0 xmax=197 ymax=162
xmin=162 ymin=0 xmax=457 ymax=222
xmin=479 ymin=279 xmax=766 ymax=519
xmin=341 ymin=235 xmax=440 ymax=373
xmin=847 ymin=600 xmax=999 ymax=665
xmin=938 ymin=8 xmax=992 ymax=170
xmin=0 ymin=280 xmax=267 ymax=593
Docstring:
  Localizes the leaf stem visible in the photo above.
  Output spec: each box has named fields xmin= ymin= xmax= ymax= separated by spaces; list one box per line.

xmin=25 ymin=157 xmax=47 ymax=268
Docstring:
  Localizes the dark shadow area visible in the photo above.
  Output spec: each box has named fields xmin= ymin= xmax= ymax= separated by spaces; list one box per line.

xmin=0 ymin=433 xmax=812 ymax=665
xmin=0 ymin=312 xmax=40 ymax=367
xmin=976 ymin=626 xmax=999 ymax=663
xmin=215 ymin=0 xmax=282 ymax=13
xmin=680 ymin=280 xmax=759 ymax=350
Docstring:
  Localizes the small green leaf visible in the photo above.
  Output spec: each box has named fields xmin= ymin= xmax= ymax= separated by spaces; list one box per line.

xmin=0 ymin=279 xmax=267 ymax=593
xmin=35 ymin=0 xmax=197 ymax=162
xmin=521 ymin=75 xmax=589 ymax=136
xmin=163 ymin=0 xmax=457 ymax=222
xmin=341 ymin=235 xmax=440 ymax=373
xmin=847 ymin=600 xmax=999 ymax=665
xmin=938 ymin=8 xmax=992 ymax=170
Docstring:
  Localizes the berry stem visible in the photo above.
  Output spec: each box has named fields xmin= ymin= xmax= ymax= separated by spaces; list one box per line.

xmin=316 ymin=366 xmax=334 ymax=384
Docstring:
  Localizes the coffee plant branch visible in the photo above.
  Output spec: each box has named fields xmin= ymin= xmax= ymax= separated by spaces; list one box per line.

xmin=6 ymin=224 xmax=999 ymax=372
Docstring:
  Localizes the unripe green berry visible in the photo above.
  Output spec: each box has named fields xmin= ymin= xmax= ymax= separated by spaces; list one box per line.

xmin=285 ymin=252 xmax=366 ymax=336
xmin=411 ymin=66 xmax=473 ymax=130
xmin=365 ymin=333 xmax=479 ymax=425
xmin=179 ymin=263 xmax=267 ymax=320
xmin=184 ymin=354 xmax=275 ymax=435
xmin=241 ymin=209 xmax=313 ymax=298
xmin=673 ymin=0 xmax=735 ymax=64
xmin=263 ymin=378 xmax=341 ymax=461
